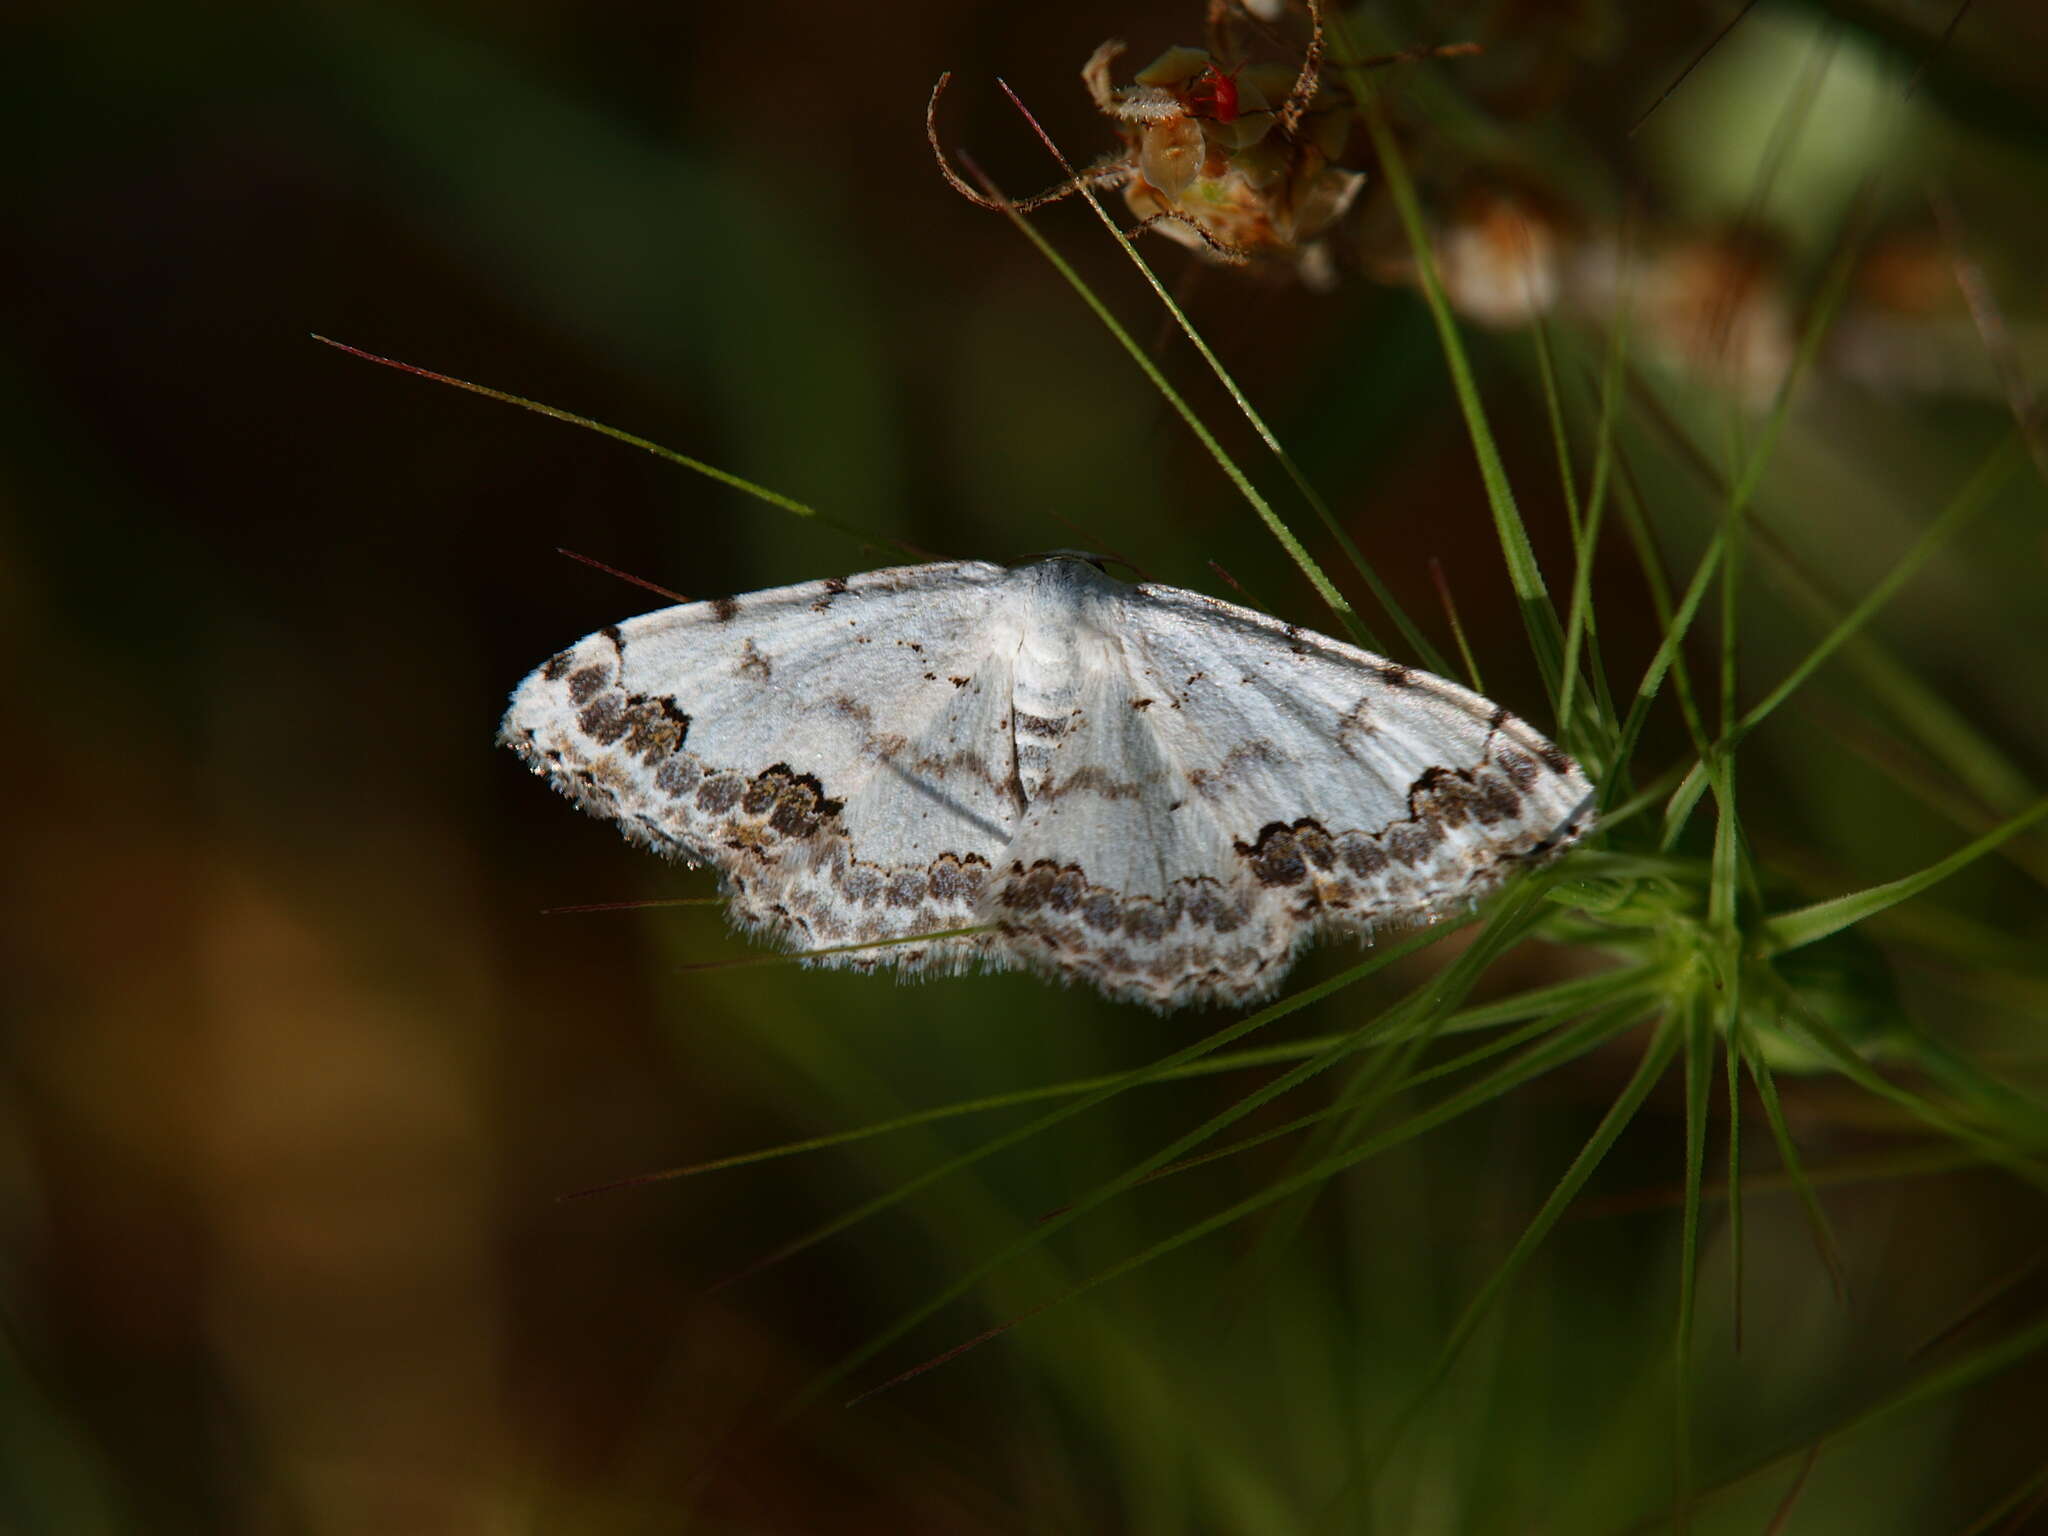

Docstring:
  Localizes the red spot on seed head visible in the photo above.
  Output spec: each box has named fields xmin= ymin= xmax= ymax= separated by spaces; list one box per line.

xmin=1185 ymin=63 xmax=1241 ymax=123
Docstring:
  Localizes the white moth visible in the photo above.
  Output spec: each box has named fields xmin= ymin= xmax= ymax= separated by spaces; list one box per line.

xmin=501 ymin=556 xmax=1593 ymax=1010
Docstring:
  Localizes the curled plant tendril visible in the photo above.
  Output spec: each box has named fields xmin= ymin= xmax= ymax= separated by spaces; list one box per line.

xmin=926 ymin=73 xmax=1133 ymax=216
xmin=932 ymin=4 xmax=1467 ymax=283
xmin=1125 ymin=209 xmax=1255 ymax=265
xmin=1276 ymin=0 xmax=1326 ymax=138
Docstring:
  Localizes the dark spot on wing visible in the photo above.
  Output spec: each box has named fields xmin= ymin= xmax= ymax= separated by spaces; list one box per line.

xmin=1237 ymin=821 xmax=1312 ymax=887
xmin=740 ymin=772 xmax=779 ymax=817
xmin=1293 ymin=821 xmax=1335 ymax=870
xmin=655 ymin=756 xmax=702 ymax=797
xmin=885 ymin=869 xmax=929 ymax=908
xmin=1382 ymin=820 xmax=1440 ymax=866
xmin=567 ymin=665 xmax=610 ymax=705
xmin=620 ymin=695 xmax=688 ymax=759
xmin=1471 ymin=772 xmax=1522 ymax=825
xmin=1185 ymin=740 xmax=1284 ymax=799
xmin=695 ymin=774 xmax=744 ymax=814
xmin=711 ymin=596 xmax=740 ymax=623
xmin=764 ymin=766 xmax=843 ymax=837
xmin=927 ymin=852 xmax=988 ymax=902
xmin=1340 ymin=835 xmax=1389 ymax=879
xmin=1496 ymin=747 xmax=1539 ymax=792
xmin=1051 ymin=764 xmax=1144 ymax=800
xmin=1378 ymin=663 xmax=1415 ymax=688
xmin=576 ymin=696 xmax=627 ymax=744
xmin=1337 ymin=696 xmax=1376 ymax=746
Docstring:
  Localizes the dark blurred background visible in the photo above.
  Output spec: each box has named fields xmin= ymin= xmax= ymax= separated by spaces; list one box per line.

xmin=7 ymin=1 xmax=2048 ymax=1530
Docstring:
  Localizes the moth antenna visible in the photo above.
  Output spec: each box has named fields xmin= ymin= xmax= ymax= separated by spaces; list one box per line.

xmin=1206 ymin=560 xmax=1271 ymax=612
xmin=927 ymin=72 xmax=1131 ymax=214
xmin=554 ymin=547 xmax=689 ymax=604
xmin=1044 ymin=510 xmax=1150 ymax=579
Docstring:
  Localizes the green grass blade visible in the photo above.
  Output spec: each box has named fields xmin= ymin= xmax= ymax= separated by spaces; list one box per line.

xmin=1617 ymin=339 xmax=2033 ymax=817
xmin=1220 ymin=872 xmax=1609 ymax=1282
xmin=1900 ymin=1029 xmax=2048 ymax=1150
xmin=1108 ymin=981 xmax=1667 ymax=1204
xmin=1530 ymin=309 xmax=1583 ymax=544
xmin=600 ymin=964 xmax=1660 ymax=1190
xmin=310 ymin=335 xmax=921 ymax=558
xmin=1611 ymin=524 xmax=1727 ymax=805
xmin=1675 ymin=987 xmax=1714 ymax=1528
xmin=875 ymin=996 xmax=1655 ymax=1413
xmin=1613 ymin=191 xmax=1867 ymax=808
xmin=1747 ymin=1038 xmax=1846 ymax=1294
xmin=1734 ymin=432 xmax=2025 ymax=742
xmin=1432 ymin=558 xmax=1488 ymax=693
xmin=1716 ymin=450 xmax=1742 ymax=745
xmin=1612 ymin=449 xmax=1713 ymax=779
xmin=1221 ymin=959 xmax=1663 ymax=1303
xmin=1954 ymin=1459 xmax=2048 ymax=1536
xmin=1638 ymin=398 xmax=2036 ymax=816
xmin=1578 ymin=1141 xmax=1979 ymax=1221
xmin=1335 ymin=39 xmax=1568 ymax=711
xmin=825 ymin=880 xmax=1566 ymax=1404
xmin=1768 ymin=987 xmax=2048 ymax=1192
xmin=951 ymin=114 xmax=1375 ymax=654
xmin=980 ymin=80 xmax=1451 ymax=671
xmin=1764 ymin=798 xmax=2048 ymax=953
xmin=718 ymin=922 xmax=1460 ymax=1303
xmin=1677 ymin=1307 xmax=2048 ymax=1527
xmin=1558 ymin=305 xmax=1630 ymax=759
xmin=1724 ymin=1045 xmax=1752 ymax=1332
xmin=1347 ymin=1008 xmax=1677 ymax=1500
xmin=1711 ymin=760 xmax=1748 ymax=1348
xmin=1835 ymin=1307 xmax=2048 ymax=1455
